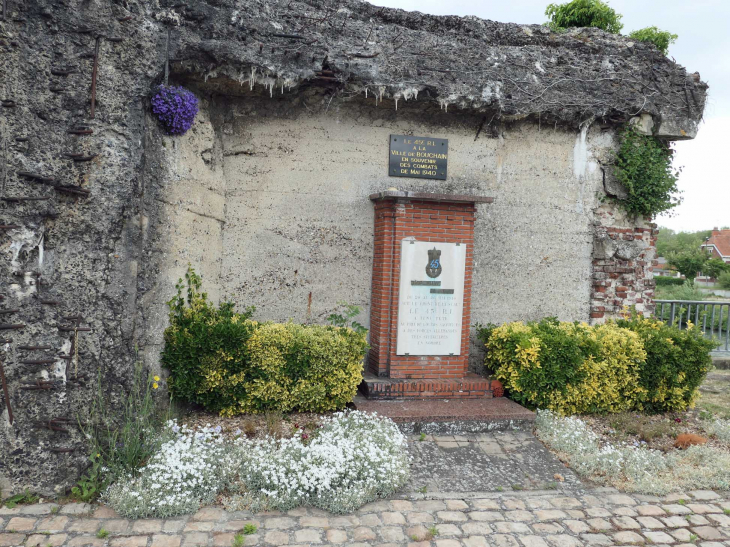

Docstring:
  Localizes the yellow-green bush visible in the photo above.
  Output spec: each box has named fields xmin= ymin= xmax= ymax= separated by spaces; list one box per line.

xmin=162 ymin=268 xmax=368 ymax=415
xmin=482 ymin=314 xmax=714 ymax=415
xmin=615 ymin=312 xmax=715 ymax=412
xmin=219 ymin=322 xmax=368 ymax=416
xmin=484 ymin=318 xmax=646 ymax=415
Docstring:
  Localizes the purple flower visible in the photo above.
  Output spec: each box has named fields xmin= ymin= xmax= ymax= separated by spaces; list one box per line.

xmin=151 ymin=85 xmax=199 ymax=135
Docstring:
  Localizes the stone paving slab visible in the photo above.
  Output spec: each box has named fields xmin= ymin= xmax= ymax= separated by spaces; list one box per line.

xmin=405 ymin=431 xmax=581 ymax=493
xmin=2 ymin=489 xmax=729 ymax=546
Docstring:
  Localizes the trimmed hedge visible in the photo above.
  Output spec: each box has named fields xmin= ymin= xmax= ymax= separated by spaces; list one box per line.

xmin=162 ymin=268 xmax=368 ymax=415
xmin=654 ymin=276 xmax=684 ymax=287
xmin=481 ymin=314 xmax=714 ymax=415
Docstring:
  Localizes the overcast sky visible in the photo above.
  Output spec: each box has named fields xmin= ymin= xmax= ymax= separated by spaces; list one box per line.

xmin=370 ymin=0 xmax=729 ymax=233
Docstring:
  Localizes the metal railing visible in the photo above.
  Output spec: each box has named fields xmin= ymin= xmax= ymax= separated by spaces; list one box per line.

xmin=655 ymin=300 xmax=730 ymax=352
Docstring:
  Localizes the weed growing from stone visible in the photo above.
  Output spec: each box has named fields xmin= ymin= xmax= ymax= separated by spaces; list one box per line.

xmin=242 ymin=524 xmax=257 ymax=535
xmin=96 ymin=528 xmax=109 ymax=539
xmin=232 ymin=534 xmax=245 ymax=547
xmin=419 ymin=433 xmax=427 ymax=441
xmin=2 ymin=490 xmax=39 ymax=508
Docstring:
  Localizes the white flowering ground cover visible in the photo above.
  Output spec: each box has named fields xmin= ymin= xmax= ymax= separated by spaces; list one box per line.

xmin=104 ymin=411 xmax=409 ymax=518
xmin=536 ymin=409 xmax=730 ymax=494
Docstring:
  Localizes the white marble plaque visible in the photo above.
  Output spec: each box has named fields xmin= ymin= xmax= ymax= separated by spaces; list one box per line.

xmin=396 ymin=240 xmax=466 ymax=356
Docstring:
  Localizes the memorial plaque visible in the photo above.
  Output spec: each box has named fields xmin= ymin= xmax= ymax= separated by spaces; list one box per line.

xmin=389 ymin=134 xmax=448 ymax=180
xmin=396 ymin=241 xmax=466 ymax=356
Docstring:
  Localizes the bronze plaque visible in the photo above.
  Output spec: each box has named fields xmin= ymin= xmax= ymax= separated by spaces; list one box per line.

xmin=389 ymin=134 xmax=448 ymax=180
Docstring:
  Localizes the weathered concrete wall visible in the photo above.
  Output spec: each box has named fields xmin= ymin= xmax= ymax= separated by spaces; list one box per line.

xmin=136 ymin=104 xmax=226 ymax=370
xmin=141 ymin=89 xmax=614 ymax=372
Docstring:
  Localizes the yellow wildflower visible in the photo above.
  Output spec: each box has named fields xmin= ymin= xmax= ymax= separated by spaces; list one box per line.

xmin=154 ymin=375 xmax=160 ymax=382
xmin=153 ymin=382 xmax=159 ymax=389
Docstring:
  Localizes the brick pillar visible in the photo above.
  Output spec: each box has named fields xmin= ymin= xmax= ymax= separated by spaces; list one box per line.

xmin=368 ymin=191 xmax=493 ymax=381
xmin=590 ymin=219 xmax=658 ymax=322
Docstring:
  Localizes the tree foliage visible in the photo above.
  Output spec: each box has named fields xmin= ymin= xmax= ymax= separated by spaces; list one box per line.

xmin=656 ymin=228 xmax=711 ymax=257
xmin=545 ymin=0 xmax=623 ymax=34
xmin=629 ymin=26 xmax=678 ymax=55
xmin=614 ymin=125 xmax=681 ymax=218
xmin=702 ymin=257 xmax=730 ymax=280
xmin=667 ymin=250 xmax=708 ymax=284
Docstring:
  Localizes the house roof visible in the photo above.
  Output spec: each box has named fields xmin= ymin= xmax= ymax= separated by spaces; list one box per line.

xmin=166 ymin=0 xmax=707 ymax=134
xmin=703 ymin=230 xmax=730 ymax=258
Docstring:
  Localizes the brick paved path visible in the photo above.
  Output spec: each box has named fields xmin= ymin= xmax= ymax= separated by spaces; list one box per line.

xmin=1 ymin=489 xmax=729 ymax=547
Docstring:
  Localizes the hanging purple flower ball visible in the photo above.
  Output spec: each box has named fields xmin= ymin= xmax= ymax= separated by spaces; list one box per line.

xmin=151 ymin=85 xmax=199 ymax=135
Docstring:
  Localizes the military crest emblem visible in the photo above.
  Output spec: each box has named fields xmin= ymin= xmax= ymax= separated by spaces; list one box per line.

xmin=426 ymin=247 xmax=442 ymax=278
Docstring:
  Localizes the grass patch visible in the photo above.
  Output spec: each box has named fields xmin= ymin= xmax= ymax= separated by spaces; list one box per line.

xmin=608 ymin=413 xmax=679 ymax=443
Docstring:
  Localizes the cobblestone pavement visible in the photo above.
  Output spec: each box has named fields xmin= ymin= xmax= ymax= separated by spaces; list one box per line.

xmin=406 ymin=431 xmax=581 ymax=493
xmin=1 ymin=488 xmax=729 ymax=547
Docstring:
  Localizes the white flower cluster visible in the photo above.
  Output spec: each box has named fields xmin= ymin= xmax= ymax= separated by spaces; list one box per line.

xmin=535 ymin=409 xmax=666 ymax=490
xmin=231 ymin=410 xmax=410 ymax=513
xmin=536 ymin=409 xmax=730 ymax=494
xmin=104 ymin=411 xmax=410 ymax=518
xmin=104 ymin=421 xmax=234 ymax=518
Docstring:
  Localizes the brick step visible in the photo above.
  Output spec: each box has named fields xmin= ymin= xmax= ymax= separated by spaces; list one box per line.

xmin=360 ymin=372 xmax=503 ymax=400
xmin=352 ymin=394 xmax=535 ymax=434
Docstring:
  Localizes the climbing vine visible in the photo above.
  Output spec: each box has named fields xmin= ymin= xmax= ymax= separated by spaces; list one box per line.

xmin=613 ymin=125 xmax=681 ymax=218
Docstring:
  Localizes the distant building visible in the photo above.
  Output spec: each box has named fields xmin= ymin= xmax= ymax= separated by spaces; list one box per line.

xmin=701 ymin=228 xmax=730 ymax=263
xmin=653 ymin=257 xmax=681 ymax=278
xmin=698 ymin=228 xmax=730 ymax=281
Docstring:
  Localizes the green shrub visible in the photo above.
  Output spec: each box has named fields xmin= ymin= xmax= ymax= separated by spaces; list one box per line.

xmin=614 ymin=125 xmax=681 ymax=219
xmin=481 ymin=314 xmax=714 ymax=415
xmin=615 ymin=312 xmax=715 ymax=412
xmin=629 ymin=26 xmax=677 ymax=55
xmin=483 ymin=318 xmax=646 ymax=415
xmin=545 ymin=0 xmax=623 ymax=33
xmin=718 ymin=272 xmax=730 ymax=290
xmin=654 ymin=280 xmax=706 ymax=301
xmin=654 ymin=277 xmax=684 ymax=287
xmin=162 ymin=268 xmax=368 ymax=415
xmin=162 ymin=268 xmax=257 ymax=411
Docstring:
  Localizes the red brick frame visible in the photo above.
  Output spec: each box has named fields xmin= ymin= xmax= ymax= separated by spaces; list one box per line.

xmin=368 ymin=191 xmax=494 ymax=380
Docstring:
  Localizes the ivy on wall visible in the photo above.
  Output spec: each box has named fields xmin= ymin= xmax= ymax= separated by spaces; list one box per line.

xmin=613 ymin=125 xmax=681 ymax=218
